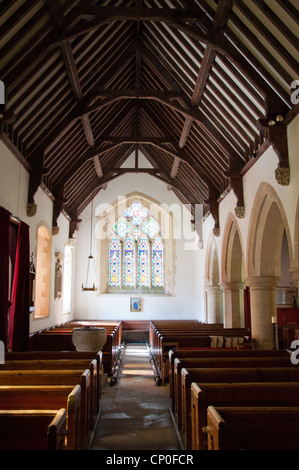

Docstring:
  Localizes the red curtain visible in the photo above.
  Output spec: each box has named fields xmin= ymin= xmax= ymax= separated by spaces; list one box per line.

xmin=0 ymin=207 xmax=10 ymax=351
xmin=8 ymin=221 xmax=30 ymax=351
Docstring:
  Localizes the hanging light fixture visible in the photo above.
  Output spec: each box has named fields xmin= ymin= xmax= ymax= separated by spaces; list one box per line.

xmin=82 ymin=196 xmax=97 ymax=291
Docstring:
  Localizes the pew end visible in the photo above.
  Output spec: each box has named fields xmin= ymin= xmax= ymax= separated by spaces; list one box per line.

xmin=205 ymin=406 xmax=299 ymax=450
xmin=0 ymin=409 xmax=67 ymax=450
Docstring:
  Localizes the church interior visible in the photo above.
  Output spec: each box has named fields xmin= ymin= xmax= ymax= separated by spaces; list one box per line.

xmin=0 ymin=0 xmax=299 ymax=452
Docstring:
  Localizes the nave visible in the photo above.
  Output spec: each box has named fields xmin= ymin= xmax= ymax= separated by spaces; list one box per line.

xmin=92 ymin=343 xmax=180 ymax=451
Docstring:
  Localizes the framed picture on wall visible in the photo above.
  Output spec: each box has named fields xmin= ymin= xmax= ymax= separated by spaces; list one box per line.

xmin=130 ymin=298 xmax=142 ymax=312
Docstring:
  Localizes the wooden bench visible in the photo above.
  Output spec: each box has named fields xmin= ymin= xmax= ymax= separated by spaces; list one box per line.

xmin=149 ymin=321 xmax=251 ymax=383
xmin=191 ymin=382 xmax=299 ymax=450
xmin=5 ymin=350 xmax=103 ymax=400
xmin=173 ymin=355 xmax=293 ymax=431
xmin=0 ymin=358 xmax=99 ymax=428
xmin=177 ymin=366 xmax=299 ymax=449
xmin=0 ymin=408 xmax=67 ymax=450
xmin=205 ymin=406 xmax=299 ymax=450
xmin=0 ymin=384 xmax=81 ymax=449
xmin=0 ymin=369 xmax=91 ymax=449
xmin=29 ymin=321 xmax=122 ymax=378
xmin=168 ymin=348 xmax=290 ymax=400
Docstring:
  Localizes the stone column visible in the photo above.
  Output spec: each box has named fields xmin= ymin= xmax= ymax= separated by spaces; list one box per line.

xmin=220 ymin=282 xmax=246 ymax=328
xmin=289 ymin=267 xmax=299 ymax=306
xmin=245 ymin=276 xmax=279 ymax=349
xmin=204 ymin=286 xmax=224 ymax=324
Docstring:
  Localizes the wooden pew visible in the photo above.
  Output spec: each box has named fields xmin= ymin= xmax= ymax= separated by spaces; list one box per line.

xmin=191 ymin=382 xmax=299 ymax=450
xmin=5 ymin=350 xmax=103 ymax=400
xmin=177 ymin=366 xmax=299 ymax=449
xmin=29 ymin=321 xmax=122 ymax=378
xmin=0 ymin=358 xmax=99 ymax=429
xmin=173 ymin=355 xmax=292 ymax=431
xmin=149 ymin=321 xmax=251 ymax=383
xmin=0 ymin=385 xmax=81 ymax=450
xmin=0 ymin=408 xmax=67 ymax=450
xmin=168 ymin=348 xmax=289 ymax=400
xmin=0 ymin=369 xmax=91 ymax=449
xmin=205 ymin=406 xmax=299 ymax=450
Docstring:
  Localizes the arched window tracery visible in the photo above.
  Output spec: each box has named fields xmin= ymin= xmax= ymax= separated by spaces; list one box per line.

xmin=108 ymin=201 xmax=164 ymax=291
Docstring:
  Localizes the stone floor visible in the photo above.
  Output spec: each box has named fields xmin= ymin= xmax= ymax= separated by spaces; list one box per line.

xmin=92 ymin=343 xmax=181 ymax=451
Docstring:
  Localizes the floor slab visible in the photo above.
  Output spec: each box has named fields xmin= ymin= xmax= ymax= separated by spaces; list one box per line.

xmin=92 ymin=344 xmax=180 ymax=451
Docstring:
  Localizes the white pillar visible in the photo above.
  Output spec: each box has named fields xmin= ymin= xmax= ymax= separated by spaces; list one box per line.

xmin=220 ymin=282 xmax=245 ymax=328
xmin=246 ymin=277 xmax=279 ymax=349
xmin=204 ymin=286 xmax=224 ymax=324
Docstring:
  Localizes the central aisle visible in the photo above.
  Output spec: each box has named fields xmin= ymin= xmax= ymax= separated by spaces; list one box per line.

xmin=92 ymin=343 xmax=181 ymax=451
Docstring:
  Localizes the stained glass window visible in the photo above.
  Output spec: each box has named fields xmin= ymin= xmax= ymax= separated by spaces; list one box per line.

xmin=108 ymin=201 xmax=164 ymax=290
xmin=113 ymin=217 xmax=131 ymax=238
xmin=123 ymin=237 xmax=135 ymax=287
xmin=137 ymin=237 xmax=150 ymax=287
xmin=142 ymin=218 xmax=160 ymax=238
xmin=152 ymin=237 xmax=164 ymax=287
xmin=109 ymin=238 xmax=121 ymax=287
xmin=123 ymin=201 xmax=149 ymax=225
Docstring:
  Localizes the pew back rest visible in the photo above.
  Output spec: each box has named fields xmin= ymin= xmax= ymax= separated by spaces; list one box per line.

xmin=0 ymin=409 xmax=67 ymax=450
xmin=177 ymin=367 xmax=299 ymax=383
xmin=206 ymin=406 xmax=299 ymax=450
xmin=191 ymin=381 xmax=299 ymax=450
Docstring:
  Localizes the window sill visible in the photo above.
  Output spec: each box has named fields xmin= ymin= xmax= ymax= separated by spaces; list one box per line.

xmin=107 ymin=287 xmax=165 ymax=295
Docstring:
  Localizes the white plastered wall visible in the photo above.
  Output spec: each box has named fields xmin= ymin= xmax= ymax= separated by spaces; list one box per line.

xmin=73 ymin=153 xmax=201 ymax=321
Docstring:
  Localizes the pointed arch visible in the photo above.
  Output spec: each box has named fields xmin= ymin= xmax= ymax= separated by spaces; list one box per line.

xmin=152 ymin=236 xmax=164 ymax=288
xmin=246 ymin=182 xmax=294 ymax=279
xmin=219 ymin=213 xmax=246 ymax=327
xmin=97 ymin=192 xmax=173 ymax=293
xmin=137 ymin=237 xmax=150 ymax=287
xmin=108 ymin=237 xmax=121 ymax=287
xmin=204 ymin=232 xmax=223 ymax=324
xmin=205 ymin=233 xmax=220 ymax=287
xmin=221 ymin=212 xmax=244 ymax=284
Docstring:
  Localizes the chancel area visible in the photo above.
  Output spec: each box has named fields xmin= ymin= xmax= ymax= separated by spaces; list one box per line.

xmin=0 ymin=0 xmax=299 ymax=451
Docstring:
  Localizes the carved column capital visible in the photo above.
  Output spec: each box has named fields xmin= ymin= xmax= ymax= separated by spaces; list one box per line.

xmin=275 ymin=167 xmax=290 ymax=186
xmin=223 ymin=170 xmax=245 ymax=217
xmin=220 ymin=281 xmax=246 ymax=292
xmin=27 ymin=203 xmax=37 ymax=217
xmin=245 ymin=276 xmax=280 ymax=290
xmin=234 ymin=205 xmax=245 ymax=218
xmin=257 ymin=115 xmax=290 ymax=185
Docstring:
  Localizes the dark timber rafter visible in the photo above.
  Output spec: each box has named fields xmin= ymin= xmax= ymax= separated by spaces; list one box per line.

xmin=45 ymin=4 xmax=289 ymax=114
xmin=43 ymin=0 xmax=98 ymax=232
xmin=82 ymin=89 xmax=243 ymax=162
xmin=173 ymin=0 xmax=233 ymax=179
xmin=2 ymin=0 xmax=297 ymax=229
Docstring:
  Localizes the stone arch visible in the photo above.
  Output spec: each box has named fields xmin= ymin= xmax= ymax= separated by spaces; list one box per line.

xmin=205 ymin=234 xmax=220 ymax=287
xmin=204 ymin=233 xmax=223 ymax=324
xmin=221 ymin=212 xmax=244 ymax=283
xmin=220 ymin=213 xmax=245 ymax=327
xmin=246 ymin=182 xmax=294 ymax=348
xmin=246 ymin=182 xmax=293 ymax=279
